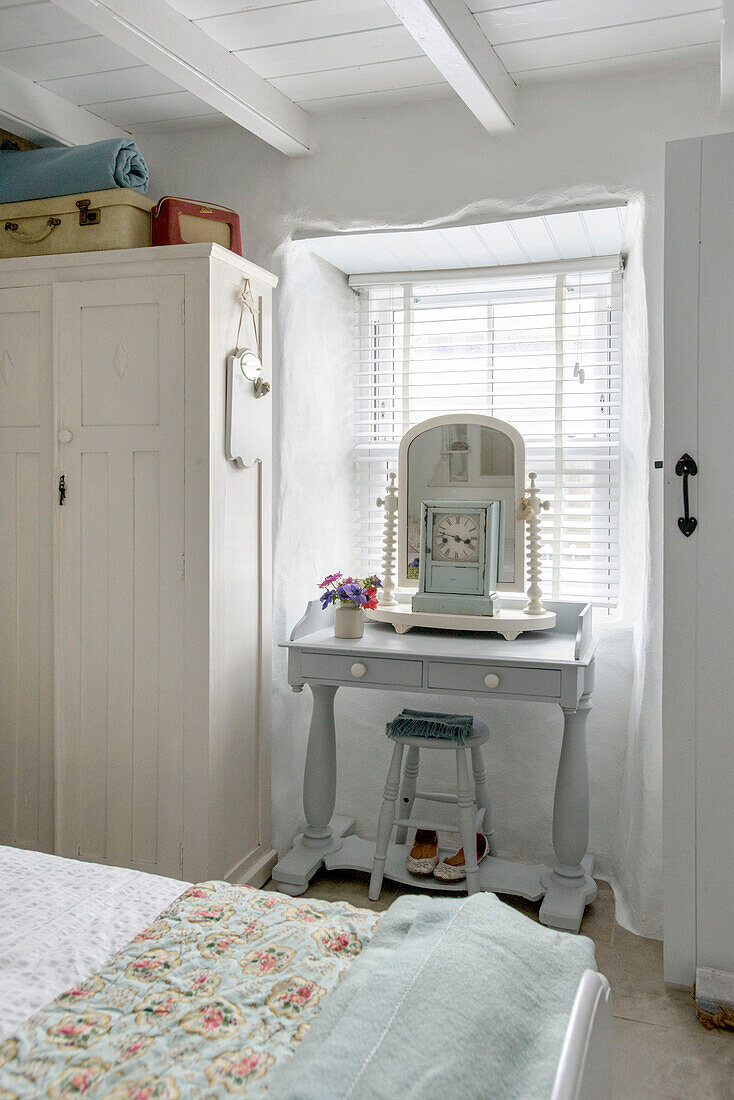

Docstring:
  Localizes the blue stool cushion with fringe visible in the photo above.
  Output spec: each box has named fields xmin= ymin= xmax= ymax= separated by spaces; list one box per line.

xmin=385 ymin=708 xmax=473 ymax=744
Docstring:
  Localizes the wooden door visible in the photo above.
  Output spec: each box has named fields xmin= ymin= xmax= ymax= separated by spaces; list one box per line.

xmin=55 ymin=275 xmax=185 ymax=878
xmin=0 ymin=286 xmax=54 ymax=852
xmin=664 ymin=133 xmax=734 ymax=983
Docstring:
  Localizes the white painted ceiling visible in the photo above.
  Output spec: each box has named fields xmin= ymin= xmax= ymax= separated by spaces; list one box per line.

xmin=0 ymin=0 xmax=722 ymax=133
xmin=300 ymin=206 xmax=626 ymax=275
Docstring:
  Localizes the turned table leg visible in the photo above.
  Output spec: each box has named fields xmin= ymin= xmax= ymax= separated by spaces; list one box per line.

xmin=271 ymin=683 xmax=349 ymax=895
xmin=540 ymin=668 xmax=597 ymax=931
xmin=302 ymin=684 xmax=339 ymax=849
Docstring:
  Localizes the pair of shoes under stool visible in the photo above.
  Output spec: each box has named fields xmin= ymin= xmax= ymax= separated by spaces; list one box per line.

xmin=406 ymin=828 xmax=489 ymax=882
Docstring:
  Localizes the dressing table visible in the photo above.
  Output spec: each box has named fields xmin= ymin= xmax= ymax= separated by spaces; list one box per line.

xmin=272 ymin=415 xmax=599 ymax=933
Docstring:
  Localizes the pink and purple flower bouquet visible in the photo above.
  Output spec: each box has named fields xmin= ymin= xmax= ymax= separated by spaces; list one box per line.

xmin=318 ymin=573 xmax=382 ymax=611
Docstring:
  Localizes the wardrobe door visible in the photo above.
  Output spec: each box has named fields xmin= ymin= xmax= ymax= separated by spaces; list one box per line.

xmin=55 ymin=276 xmax=185 ymax=878
xmin=0 ymin=286 xmax=54 ymax=852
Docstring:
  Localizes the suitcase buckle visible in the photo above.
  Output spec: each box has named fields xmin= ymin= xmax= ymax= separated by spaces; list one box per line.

xmin=76 ymin=199 xmax=101 ymax=226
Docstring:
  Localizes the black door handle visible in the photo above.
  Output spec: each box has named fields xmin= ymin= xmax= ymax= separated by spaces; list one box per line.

xmin=675 ymin=453 xmax=697 ymax=536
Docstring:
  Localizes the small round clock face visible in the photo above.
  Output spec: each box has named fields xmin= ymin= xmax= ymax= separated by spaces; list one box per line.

xmin=433 ymin=513 xmax=480 ymax=561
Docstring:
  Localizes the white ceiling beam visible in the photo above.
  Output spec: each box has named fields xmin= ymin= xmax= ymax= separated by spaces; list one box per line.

xmin=382 ymin=0 xmax=516 ymax=131
xmin=53 ymin=0 xmax=311 ymax=156
xmin=0 ymin=61 xmax=127 ymax=147
xmin=722 ymin=0 xmax=734 ymax=110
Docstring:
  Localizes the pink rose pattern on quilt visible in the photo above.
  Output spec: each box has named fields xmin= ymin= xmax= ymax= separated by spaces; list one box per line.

xmin=0 ymin=882 xmax=380 ymax=1099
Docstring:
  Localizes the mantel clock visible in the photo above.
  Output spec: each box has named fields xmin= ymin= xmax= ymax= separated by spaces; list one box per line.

xmin=412 ymin=500 xmax=501 ymax=615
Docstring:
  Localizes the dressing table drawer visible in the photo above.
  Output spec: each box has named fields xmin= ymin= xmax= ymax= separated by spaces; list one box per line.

xmin=427 ymin=661 xmax=561 ymax=698
xmin=301 ymin=653 xmax=423 ymax=687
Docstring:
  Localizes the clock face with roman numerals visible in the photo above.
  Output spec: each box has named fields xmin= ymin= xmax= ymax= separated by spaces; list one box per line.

xmin=432 ymin=513 xmax=480 ymax=562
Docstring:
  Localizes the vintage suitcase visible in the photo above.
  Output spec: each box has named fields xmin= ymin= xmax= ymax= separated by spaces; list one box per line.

xmin=152 ymin=196 xmax=242 ymax=254
xmin=0 ymin=188 xmax=153 ymax=258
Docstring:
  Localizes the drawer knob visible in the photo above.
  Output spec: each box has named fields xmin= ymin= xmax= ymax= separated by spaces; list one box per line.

xmin=351 ymin=662 xmax=367 ymax=679
xmin=483 ymin=673 xmax=500 ymax=689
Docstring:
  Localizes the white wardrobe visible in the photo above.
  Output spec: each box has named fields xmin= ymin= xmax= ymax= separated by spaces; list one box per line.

xmin=0 ymin=242 xmax=276 ymax=885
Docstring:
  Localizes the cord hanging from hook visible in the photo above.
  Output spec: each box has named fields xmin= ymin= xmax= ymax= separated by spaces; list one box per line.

xmin=235 ymin=278 xmax=261 ymax=358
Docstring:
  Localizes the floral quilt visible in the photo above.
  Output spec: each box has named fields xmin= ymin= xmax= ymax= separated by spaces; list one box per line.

xmin=0 ymin=882 xmax=380 ymax=1099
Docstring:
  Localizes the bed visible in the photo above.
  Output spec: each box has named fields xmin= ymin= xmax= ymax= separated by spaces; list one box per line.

xmin=0 ymin=846 xmax=611 ymax=1099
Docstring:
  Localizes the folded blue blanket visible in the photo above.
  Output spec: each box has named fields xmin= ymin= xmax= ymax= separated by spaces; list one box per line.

xmin=271 ymin=893 xmax=597 ymax=1100
xmin=0 ymin=138 xmax=149 ymax=203
xmin=386 ymin=707 xmax=474 ymax=743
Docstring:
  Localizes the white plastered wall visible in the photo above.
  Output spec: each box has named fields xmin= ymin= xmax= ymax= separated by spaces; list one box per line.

xmin=142 ymin=57 xmax=734 ymax=937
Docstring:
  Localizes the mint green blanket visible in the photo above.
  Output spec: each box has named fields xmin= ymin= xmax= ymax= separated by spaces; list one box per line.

xmin=270 ymin=892 xmax=596 ymax=1099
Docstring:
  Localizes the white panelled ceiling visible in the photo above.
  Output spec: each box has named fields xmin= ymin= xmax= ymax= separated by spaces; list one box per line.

xmin=169 ymin=0 xmax=721 ymax=109
xmin=0 ymin=0 xmax=221 ymax=131
xmin=0 ymin=0 xmax=722 ymax=136
xmin=299 ymin=206 xmax=626 ymax=275
xmin=472 ymin=0 xmax=721 ymax=83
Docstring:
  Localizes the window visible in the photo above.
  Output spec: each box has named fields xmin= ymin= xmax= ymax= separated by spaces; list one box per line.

xmin=353 ymin=264 xmax=622 ymax=608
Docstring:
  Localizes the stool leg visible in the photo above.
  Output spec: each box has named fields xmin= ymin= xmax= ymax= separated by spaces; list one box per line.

xmin=471 ymin=744 xmax=496 ymax=856
xmin=395 ymin=745 xmax=419 ymax=845
xmin=370 ymin=742 xmax=404 ymax=901
xmin=456 ymin=747 xmax=480 ymax=896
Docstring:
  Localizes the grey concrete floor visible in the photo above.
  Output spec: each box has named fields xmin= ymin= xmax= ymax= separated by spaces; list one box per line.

xmin=266 ymin=872 xmax=734 ymax=1099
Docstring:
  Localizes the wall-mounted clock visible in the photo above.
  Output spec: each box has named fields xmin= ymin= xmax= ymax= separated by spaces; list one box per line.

xmin=412 ymin=500 xmax=501 ymax=615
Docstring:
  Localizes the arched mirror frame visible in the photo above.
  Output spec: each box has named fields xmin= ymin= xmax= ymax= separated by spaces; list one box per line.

xmin=397 ymin=413 xmax=526 ymax=593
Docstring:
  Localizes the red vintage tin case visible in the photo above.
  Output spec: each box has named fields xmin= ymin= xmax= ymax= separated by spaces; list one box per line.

xmin=151 ymin=196 xmax=242 ymax=254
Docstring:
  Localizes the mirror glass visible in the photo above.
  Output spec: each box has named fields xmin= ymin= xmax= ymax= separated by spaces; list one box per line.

xmin=406 ymin=423 xmax=517 ymax=583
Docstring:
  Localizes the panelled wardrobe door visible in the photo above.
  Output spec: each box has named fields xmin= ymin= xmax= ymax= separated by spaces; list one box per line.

xmin=55 ymin=276 xmax=185 ymax=878
xmin=0 ymin=286 xmax=54 ymax=853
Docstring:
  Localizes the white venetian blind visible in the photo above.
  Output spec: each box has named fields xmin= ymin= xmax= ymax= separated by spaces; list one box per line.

xmin=352 ymin=264 xmax=623 ymax=608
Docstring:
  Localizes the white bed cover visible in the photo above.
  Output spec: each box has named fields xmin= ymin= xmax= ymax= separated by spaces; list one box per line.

xmin=0 ymin=845 xmax=187 ymax=1040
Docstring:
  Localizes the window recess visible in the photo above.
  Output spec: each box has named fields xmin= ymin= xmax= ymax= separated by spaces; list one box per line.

xmin=351 ymin=258 xmax=623 ymax=610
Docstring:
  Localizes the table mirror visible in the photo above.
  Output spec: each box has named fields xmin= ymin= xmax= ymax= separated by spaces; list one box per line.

xmin=397 ymin=414 xmax=526 ymax=592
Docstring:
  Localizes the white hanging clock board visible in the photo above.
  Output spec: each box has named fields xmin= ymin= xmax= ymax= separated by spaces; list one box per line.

xmin=225 ymin=283 xmax=270 ymax=468
xmin=365 ymin=604 xmax=555 ymax=640
xmin=225 ymin=349 xmax=269 ymax=467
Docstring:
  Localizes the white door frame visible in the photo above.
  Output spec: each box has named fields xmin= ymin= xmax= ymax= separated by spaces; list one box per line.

xmin=663 ymin=135 xmax=701 ymax=985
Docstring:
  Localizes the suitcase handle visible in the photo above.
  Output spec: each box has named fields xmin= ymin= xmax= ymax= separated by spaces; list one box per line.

xmin=4 ymin=217 xmax=61 ymax=243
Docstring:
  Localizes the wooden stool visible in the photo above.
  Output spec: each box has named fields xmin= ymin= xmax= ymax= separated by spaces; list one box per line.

xmin=369 ymin=720 xmax=494 ymax=901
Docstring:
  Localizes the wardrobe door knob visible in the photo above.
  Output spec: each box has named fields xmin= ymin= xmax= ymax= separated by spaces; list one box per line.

xmin=350 ymin=662 xmax=367 ymax=679
xmin=484 ymin=673 xmax=500 ymax=689
xmin=58 ymin=429 xmax=73 ymax=444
